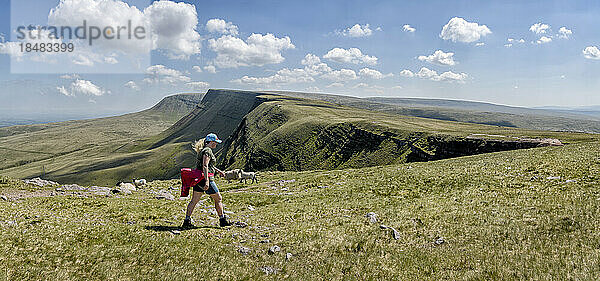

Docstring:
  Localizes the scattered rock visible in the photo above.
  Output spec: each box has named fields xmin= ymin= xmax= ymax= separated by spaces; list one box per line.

xmin=237 ymin=246 xmax=251 ymax=255
xmin=380 ymin=225 xmax=400 ymax=240
xmin=286 ymin=253 xmax=293 ymax=261
xmin=89 ymin=186 xmax=112 ymax=193
xmin=248 ymin=205 xmax=255 ymax=211
xmin=170 ymin=230 xmax=181 ymax=235
xmin=259 ymin=266 xmax=278 ymax=275
xmin=234 ymin=221 xmax=248 ymax=228
xmin=60 ymin=184 xmax=87 ymax=191
xmin=268 ymin=245 xmax=281 ymax=254
xmin=23 ymin=178 xmax=58 ymax=187
xmin=278 ymin=179 xmax=295 ymax=186
xmin=435 ymin=237 xmax=445 ymax=245
xmin=155 ymin=191 xmax=175 ymax=200
xmin=365 ymin=212 xmax=378 ymax=224
xmin=546 ymin=176 xmax=561 ymax=180
xmin=317 ymin=185 xmax=329 ymax=189
xmin=117 ymin=182 xmax=136 ymax=192
xmin=390 ymin=228 xmax=400 ymax=240
xmin=0 ymin=195 xmax=7 ymax=201
xmin=259 ymin=240 xmax=271 ymax=244
xmin=565 ymin=180 xmax=576 ymax=183
xmin=224 ymin=210 xmax=235 ymax=214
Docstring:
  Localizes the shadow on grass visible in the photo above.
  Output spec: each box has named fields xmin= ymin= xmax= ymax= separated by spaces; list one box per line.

xmin=144 ymin=225 xmax=221 ymax=232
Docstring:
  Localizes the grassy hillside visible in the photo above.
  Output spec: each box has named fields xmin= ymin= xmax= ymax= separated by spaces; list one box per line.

xmin=2 ymin=89 xmax=598 ymax=187
xmin=220 ymin=93 xmax=596 ymax=171
xmin=0 ymin=93 xmax=204 ymax=185
xmin=267 ymin=91 xmax=600 ymax=133
xmin=1 ymin=140 xmax=599 ymax=280
xmin=140 ymin=89 xmax=266 ymax=150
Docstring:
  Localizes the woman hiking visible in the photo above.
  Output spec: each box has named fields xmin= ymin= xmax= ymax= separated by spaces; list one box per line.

xmin=182 ymin=133 xmax=232 ymax=228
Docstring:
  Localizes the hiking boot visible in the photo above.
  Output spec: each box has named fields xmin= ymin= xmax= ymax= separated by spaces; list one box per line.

xmin=219 ymin=217 xmax=232 ymax=227
xmin=182 ymin=219 xmax=194 ymax=228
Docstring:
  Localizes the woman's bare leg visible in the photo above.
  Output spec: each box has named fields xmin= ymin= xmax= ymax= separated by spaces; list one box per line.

xmin=209 ymin=192 xmax=224 ymax=218
xmin=186 ymin=190 xmax=203 ymax=217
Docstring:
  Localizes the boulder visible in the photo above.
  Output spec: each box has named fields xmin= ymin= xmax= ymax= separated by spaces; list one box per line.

xmin=268 ymin=245 xmax=281 ymax=254
xmin=435 ymin=237 xmax=445 ymax=245
xmin=118 ymin=182 xmax=137 ymax=192
xmin=155 ymin=192 xmax=175 ymax=200
xmin=259 ymin=266 xmax=278 ymax=275
xmin=365 ymin=212 xmax=378 ymax=224
xmin=237 ymin=246 xmax=251 ymax=255
xmin=60 ymin=184 xmax=87 ymax=191
xmin=23 ymin=178 xmax=58 ymax=187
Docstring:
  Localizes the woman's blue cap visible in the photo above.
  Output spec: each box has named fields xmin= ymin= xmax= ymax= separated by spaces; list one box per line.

xmin=206 ymin=133 xmax=222 ymax=143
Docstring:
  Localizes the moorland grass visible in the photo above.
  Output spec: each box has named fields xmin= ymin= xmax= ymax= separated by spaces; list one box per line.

xmin=1 ymin=141 xmax=599 ymax=280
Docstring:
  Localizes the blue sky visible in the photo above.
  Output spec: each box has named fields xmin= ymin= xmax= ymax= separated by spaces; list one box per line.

xmin=1 ymin=0 xmax=599 ymax=118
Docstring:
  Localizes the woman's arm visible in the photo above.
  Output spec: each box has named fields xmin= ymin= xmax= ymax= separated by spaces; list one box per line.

xmin=202 ymin=154 xmax=210 ymax=190
xmin=215 ymin=167 xmax=225 ymax=177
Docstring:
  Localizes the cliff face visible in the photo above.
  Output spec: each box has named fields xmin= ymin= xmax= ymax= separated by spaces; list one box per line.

xmin=144 ymin=89 xmax=267 ymax=150
xmin=219 ymin=101 xmax=561 ymax=172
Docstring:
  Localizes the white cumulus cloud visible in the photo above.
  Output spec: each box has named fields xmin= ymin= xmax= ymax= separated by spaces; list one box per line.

xmin=204 ymin=65 xmax=217 ymax=73
xmin=530 ymin=23 xmax=550 ymax=34
xmin=124 ymin=80 xmax=140 ymax=91
xmin=417 ymin=50 xmax=456 ymax=66
xmin=321 ymin=68 xmax=358 ymax=82
xmin=583 ymin=46 xmax=600 ymax=60
xmin=415 ymin=67 xmax=468 ymax=83
xmin=399 ymin=69 xmax=415 ymax=77
xmin=58 ymin=79 xmax=107 ymax=96
xmin=232 ymin=68 xmax=315 ymax=85
xmin=339 ymin=24 xmax=373 ymax=37
xmin=323 ymin=47 xmax=377 ymax=65
xmin=301 ymin=54 xmax=321 ymax=66
xmin=48 ymin=0 xmax=202 ymax=60
xmin=536 ymin=36 xmax=552 ymax=44
xmin=440 ymin=17 xmax=491 ymax=43
xmin=558 ymin=27 xmax=572 ymax=39
xmin=206 ymin=18 xmax=239 ymax=36
xmin=358 ymin=68 xmax=393 ymax=79
xmin=403 ymin=24 xmax=416 ymax=33
xmin=143 ymin=64 xmax=191 ymax=84
xmin=208 ymin=33 xmax=295 ymax=68
xmin=186 ymin=81 xmax=210 ymax=90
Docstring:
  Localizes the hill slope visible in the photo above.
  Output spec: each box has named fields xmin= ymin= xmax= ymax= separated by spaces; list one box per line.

xmin=1 ymin=140 xmax=599 ymax=279
xmin=266 ymin=91 xmax=600 ymax=133
xmin=2 ymin=89 xmax=598 ymax=186
xmin=0 ymin=93 xmax=204 ymax=184
xmin=219 ymin=93 xmax=594 ymax=171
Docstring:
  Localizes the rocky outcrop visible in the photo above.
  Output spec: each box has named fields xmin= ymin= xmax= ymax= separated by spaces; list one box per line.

xmin=220 ymin=102 xmax=565 ymax=171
